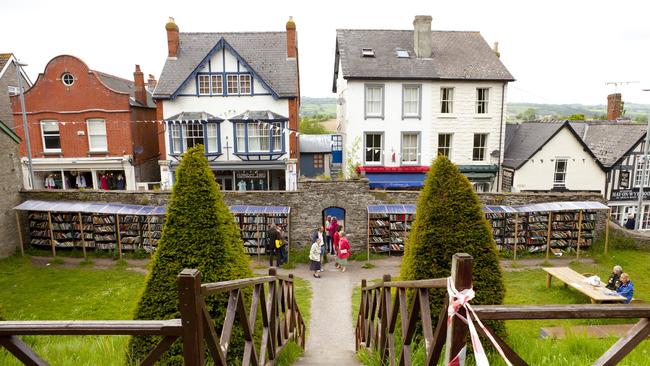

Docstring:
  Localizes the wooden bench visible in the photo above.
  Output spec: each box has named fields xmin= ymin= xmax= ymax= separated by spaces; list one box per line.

xmin=543 ymin=267 xmax=627 ymax=304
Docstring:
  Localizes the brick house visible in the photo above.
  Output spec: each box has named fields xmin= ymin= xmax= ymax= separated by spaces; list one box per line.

xmin=11 ymin=55 xmax=159 ymax=190
xmin=154 ymin=17 xmax=300 ymax=191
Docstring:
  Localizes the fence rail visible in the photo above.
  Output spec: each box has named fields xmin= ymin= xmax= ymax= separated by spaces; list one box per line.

xmin=0 ymin=267 xmax=305 ymax=366
xmin=355 ymin=253 xmax=650 ymax=366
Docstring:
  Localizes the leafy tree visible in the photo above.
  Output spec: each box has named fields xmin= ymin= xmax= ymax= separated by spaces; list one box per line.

xmin=634 ymin=114 xmax=648 ymax=123
xmin=568 ymin=113 xmax=586 ymax=121
xmin=515 ymin=108 xmax=537 ymax=121
xmin=126 ymin=145 xmax=252 ymax=364
xmin=299 ymin=118 xmax=330 ymax=134
xmin=400 ymin=155 xmax=506 ymax=335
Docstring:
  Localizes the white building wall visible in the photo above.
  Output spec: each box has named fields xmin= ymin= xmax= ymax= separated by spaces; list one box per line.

xmin=511 ymin=128 xmax=605 ymax=193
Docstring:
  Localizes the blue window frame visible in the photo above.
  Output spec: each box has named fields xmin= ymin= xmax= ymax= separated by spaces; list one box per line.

xmin=232 ymin=121 xmax=286 ymax=160
xmin=168 ymin=121 xmax=222 ymax=156
xmin=196 ymin=72 xmax=252 ymax=96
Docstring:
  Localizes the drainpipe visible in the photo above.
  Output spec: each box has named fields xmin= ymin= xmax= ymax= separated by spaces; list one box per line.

xmin=497 ymin=82 xmax=506 ymax=191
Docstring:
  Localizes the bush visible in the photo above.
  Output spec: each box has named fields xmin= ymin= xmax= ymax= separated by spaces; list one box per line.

xmin=126 ymin=145 xmax=252 ymax=364
xmin=400 ymin=155 xmax=506 ymax=335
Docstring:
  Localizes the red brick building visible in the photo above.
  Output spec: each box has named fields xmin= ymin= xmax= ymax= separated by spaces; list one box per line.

xmin=11 ymin=55 xmax=159 ymax=190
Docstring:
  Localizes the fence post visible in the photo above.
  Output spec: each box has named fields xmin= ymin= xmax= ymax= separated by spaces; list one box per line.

xmin=178 ymin=268 xmax=205 ymax=366
xmin=444 ymin=253 xmax=473 ymax=366
xmin=379 ymin=274 xmax=391 ymax=362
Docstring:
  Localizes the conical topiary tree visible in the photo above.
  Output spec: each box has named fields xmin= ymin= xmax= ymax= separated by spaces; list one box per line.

xmin=400 ymin=155 xmax=505 ymax=335
xmin=127 ymin=145 xmax=252 ymax=364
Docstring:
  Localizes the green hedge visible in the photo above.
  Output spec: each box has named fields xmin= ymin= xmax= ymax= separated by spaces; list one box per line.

xmin=126 ymin=145 xmax=252 ymax=364
xmin=400 ymin=156 xmax=506 ymax=335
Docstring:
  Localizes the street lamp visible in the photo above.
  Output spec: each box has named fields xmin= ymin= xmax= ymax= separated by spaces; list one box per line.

xmin=15 ymin=60 xmax=35 ymax=189
xmin=635 ymin=88 xmax=650 ymax=230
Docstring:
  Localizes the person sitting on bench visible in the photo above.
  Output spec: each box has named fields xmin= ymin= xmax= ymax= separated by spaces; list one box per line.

xmin=606 ymin=265 xmax=623 ymax=290
xmin=615 ymin=273 xmax=634 ymax=304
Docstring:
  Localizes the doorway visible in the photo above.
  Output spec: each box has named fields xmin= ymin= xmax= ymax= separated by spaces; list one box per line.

xmin=323 ymin=207 xmax=346 ymax=232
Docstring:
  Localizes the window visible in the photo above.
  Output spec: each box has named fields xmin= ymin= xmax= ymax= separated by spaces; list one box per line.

xmin=401 ymin=133 xmax=419 ymax=164
xmin=472 ymin=134 xmax=488 ymax=161
xmin=7 ymin=86 xmax=20 ymax=96
xmin=634 ymin=159 xmax=650 ymax=187
xmin=40 ymin=120 xmax=61 ymax=152
xmin=362 ymin=48 xmax=375 ymax=57
xmin=87 ymin=119 xmax=107 ymax=151
xmin=365 ymin=133 xmax=382 ymax=163
xmin=314 ymin=154 xmax=324 ymax=168
xmin=239 ymin=74 xmax=251 ymax=94
xmin=248 ymin=124 xmax=270 ymax=152
xmin=210 ymin=75 xmax=223 ymax=94
xmin=554 ymin=158 xmax=568 ymax=188
xmin=170 ymin=124 xmax=182 ymax=154
xmin=402 ymin=85 xmax=421 ymax=118
xmin=476 ymin=88 xmax=489 ymax=114
xmin=272 ymin=122 xmax=282 ymax=151
xmin=206 ymin=124 xmax=219 ymax=153
xmin=61 ymin=73 xmax=74 ymax=86
xmin=365 ymin=85 xmax=383 ymax=118
xmin=183 ymin=123 xmax=204 ymax=149
xmin=441 ymin=87 xmax=454 ymax=114
xmin=198 ymin=75 xmax=210 ymax=95
xmin=473 ymin=182 xmax=490 ymax=193
xmin=438 ymin=133 xmax=452 ymax=158
xmin=227 ymin=75 xmax=239 ymax=94
xmin=236 ymin=123 xmax=246 ymax=152
xmin=396 ymin=49 xmax=409 ymax=58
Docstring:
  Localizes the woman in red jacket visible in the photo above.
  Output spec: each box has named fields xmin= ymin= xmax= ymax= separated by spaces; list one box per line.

xmin=333 ymin=226 xmax=342 ymax=269
xmin=337 ymin=232 xmax=351 ymax=272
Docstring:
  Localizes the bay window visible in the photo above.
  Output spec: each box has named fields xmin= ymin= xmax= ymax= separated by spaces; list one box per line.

xmin=168 ymin=122 xmax=221 ymax=155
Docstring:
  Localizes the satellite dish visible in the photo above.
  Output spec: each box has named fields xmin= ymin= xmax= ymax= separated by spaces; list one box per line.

xmin=134 ymin=145 xmax=144 ymax=155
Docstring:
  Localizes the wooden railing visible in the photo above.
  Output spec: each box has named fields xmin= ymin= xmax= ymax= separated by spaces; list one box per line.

xmin=355 ymin=253 xmax=650 ymax=366
xmin=0 ymin=267 xmax=305 ymax=365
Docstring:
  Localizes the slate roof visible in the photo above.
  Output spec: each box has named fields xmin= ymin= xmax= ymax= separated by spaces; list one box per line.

xmin=229 ymin=110 xmax=288 ymax=121
xmin=155 ymin=32 xmax=298 ymax=99
xmin=300 ymin=134 xmax=333 ymax=153
xmin=335 ymin=30 xmax=514 ymax=82
xmin=165 ymin=111 xmax=223 ymax=122
xmin=569 ymin=121 xmax=646 ymax=168
xmin=504 ymin=122 xmax=566 ymax=170
xmin=94 ymin=71 xmax=155 ymax=108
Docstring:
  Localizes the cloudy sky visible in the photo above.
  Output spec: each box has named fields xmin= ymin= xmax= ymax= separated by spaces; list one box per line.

xmin=4 ymin=0 xmax=650 ymax=105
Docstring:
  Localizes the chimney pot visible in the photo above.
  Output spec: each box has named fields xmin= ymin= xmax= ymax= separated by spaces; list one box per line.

xmin=286 ymin=16 xmax=297 ymax=58
xmin=166 ymin=17 xmax=180 ymax=58
xmin=493 ymin=41 xmax=500 ymax=58
xmin=134 ymin=65 xmax=146 ymax=106
xmin=413 ymin=15 xmax=432 ymax=58
xmin=607 ymin=93 xmax=623 ymax=120
xmin=147 ymin=74 xmax=157 ymax=92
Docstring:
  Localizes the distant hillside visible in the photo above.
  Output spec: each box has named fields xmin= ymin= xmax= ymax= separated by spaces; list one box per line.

xmin=300 ymin=97 xmax=650 ymax=121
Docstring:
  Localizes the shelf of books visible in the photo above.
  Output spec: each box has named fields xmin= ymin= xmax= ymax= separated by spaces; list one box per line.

xmin=367 ymin=205 xmax=416 ymax=258
xmin=141 ymin=215 xmax=165 ymax=253
xmin=94 ymin=214 xmax=117 ymax=250
xmin=231 ymin=205 xmax=291 ymax=256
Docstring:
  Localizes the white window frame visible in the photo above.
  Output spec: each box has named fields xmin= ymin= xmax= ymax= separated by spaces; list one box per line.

xmin=86 ymin=119 xmax=107 ymax=152
xmin=8 ymin=85 xmax=20 ymax=96
xmin=206 ymin=123 xmax=219 ymax=153
xmin=210 ymin=75 xmax=223 ymax=95
xmin=472 ymin=133 xmax=488 ymax=161
xmin=227 ymin=75 xmax=239 ymax=95
xmin=271 ymin=122 xmax=282 ymax=152
xmin=438 ymin=133 xmax=452 ymax=158
xmin=364 ymin=84 xmax=384 ymax=119
xmin=40 ymin=120 xmax=61 ymax=153
xmin=170 ymin=124 xmax=182 ymax=154
xmin=183 ymin=122 xmax=205 ymax=150
xmin=476 ymin=88 xmax=490 ymax=114
xmin=239 ymin=74 xmax=252 ymax=94
xmin=400 ymin=132 xmax=420 ymax=165
xmin=248 ymin=124 xmax=270 ymax=152
xmin=197 ymin=75 xmax=210 ymax=95
xmin=402 ymin=84 xmax=421 ymax=119
xmin=235 ymin=123 xmax=246 ymax=153
xmin=364 ymin=132 xmax=383 ymax=164
xmin=441 ymin=87 xmax=454 ymax=114
xmin=634 ymin=158 xmax=650 ymax=187
xmin=553 ymin=158 xmax=568 ymax=188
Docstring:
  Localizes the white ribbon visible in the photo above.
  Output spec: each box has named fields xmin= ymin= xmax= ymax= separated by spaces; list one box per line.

xmin=446 ymin=277 xmax=512 ymax=366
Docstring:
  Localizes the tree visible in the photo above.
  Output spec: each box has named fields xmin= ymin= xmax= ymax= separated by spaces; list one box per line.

xmin=634 ymin=114 xmax=649 ymax=123
xmin=568 ymin=113 xmax=585 ymax=121
xmin=126 ymin=145 xmax=252 ymax=364
xmin=400 ymin=155 xmax=506 ymax=335
xmin=299 ymin=114 xmax=333 ymax=134
xmin=515 ymin=108 xmax=537 ymax=121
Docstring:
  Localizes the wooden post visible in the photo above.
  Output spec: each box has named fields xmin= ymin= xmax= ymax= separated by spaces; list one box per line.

xmin=116 ymin=214 xmax=122 ymax=259
xmin=367 ymin=214 xmax=370 ymax=261
xmin=546 ymin=212 xmax=552 ymax=260
xmin=78 ymin=212 xmax=86 ymax=258
xmin=444 ymin=253 xmax=473 ymax=365
xmin=513 ymin=213 xmax=519 ymax=261
xmin=15 ymin=211 xmax=24 ymax=257
xmin=576 ymin=210 xmax=583 ymax=260
xmin=379 ymin=274 xmax=391 ymax=362
xmin=47 ymin=212 xmax=56 ymax=257
xmin=178 ymin=268 xmax=205 ymax=366
xmin=605 ymin=208 xmax=611 ymax=255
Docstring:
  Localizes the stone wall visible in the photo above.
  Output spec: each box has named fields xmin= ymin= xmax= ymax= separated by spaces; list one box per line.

xmin=19 ymin=179 xmax=607 ymax=251
xmin=1 ymin=133 xmax=24 ymax=257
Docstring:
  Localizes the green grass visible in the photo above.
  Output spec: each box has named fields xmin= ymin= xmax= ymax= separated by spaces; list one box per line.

xmin=0 ymin=255 xmax=146 ymax=365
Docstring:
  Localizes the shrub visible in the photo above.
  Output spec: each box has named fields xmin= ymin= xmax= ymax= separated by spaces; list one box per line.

xmin=126 ymin=145 xmax=252 ymax=364
xmin=400 ymin=155 xmax=506 ymax=335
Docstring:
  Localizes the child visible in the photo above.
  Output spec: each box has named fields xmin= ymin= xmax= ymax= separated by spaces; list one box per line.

xmin=337 ymin=232 xmax=351 ymax=272
xmin=310 ymin=238 xmax=322 ymax=278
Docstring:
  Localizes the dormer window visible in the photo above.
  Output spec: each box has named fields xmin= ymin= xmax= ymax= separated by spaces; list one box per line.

xmin=361 ymin=48 xmax=375 ymax=57
xmin=396 ymin=49 xmax=410 ymax=58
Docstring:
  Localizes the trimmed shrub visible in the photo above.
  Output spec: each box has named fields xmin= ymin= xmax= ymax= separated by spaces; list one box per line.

xmin=126 ymin=145 xmax=252 ymax=364
xmin=400 ymin=155 xmax=506 ymax=335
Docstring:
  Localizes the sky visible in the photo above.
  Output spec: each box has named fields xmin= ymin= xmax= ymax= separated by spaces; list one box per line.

xmin=4 ymin=0 xmax=650 ymax=105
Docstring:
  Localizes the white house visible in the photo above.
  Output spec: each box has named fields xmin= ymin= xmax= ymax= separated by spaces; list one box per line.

xmin=154 ymin=17 xmax=300 ymax=191
xmin=332 ymin=15 xmax=514 ymax=191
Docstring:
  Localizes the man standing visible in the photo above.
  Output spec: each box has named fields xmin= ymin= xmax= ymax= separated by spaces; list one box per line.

xmin=276 ymin=225 xmax=288 ymax=266
xmin=325 ymin=216 xmax=332 ymax=254
xmin=267 ymin=223 xmax=278 ymax=267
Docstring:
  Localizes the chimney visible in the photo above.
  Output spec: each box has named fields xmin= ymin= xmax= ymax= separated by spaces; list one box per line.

xmin=134 ymin=65 xmax=146 ymax=106
xmin=413 ymin=15 xmax=432 ymax=58
xmin=147 ymin=74 xmax=157 ymax=92
xmin=493 ymin=42 xmax=500 ymax=58
xmin=166 ymin=17 xmax=179 ymax=58
xmin=607 ymin=93 xmax=623 ymax=120
xmin=286 ymin=16 xmax=297 ymax=58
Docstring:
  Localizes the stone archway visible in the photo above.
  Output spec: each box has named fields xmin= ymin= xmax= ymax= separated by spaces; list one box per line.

xmin=322 ymin=206 xmax=346 ymax=231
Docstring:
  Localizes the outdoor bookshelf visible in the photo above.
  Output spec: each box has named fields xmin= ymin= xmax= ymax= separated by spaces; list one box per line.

xmin=366 ymin=205 xmax=415 ymax=260
xmin=231 ymin=205 xmax=291 ymax=257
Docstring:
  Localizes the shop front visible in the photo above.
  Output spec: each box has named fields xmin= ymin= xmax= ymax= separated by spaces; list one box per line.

xmin=21 ymin=157 xmax=136 ymax=190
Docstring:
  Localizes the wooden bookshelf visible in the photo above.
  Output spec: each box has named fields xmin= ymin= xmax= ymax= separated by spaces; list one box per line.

xmin=367 ymin=205 xmax=416 ymax=259
xmin=93 ymin=214 xmax=117 ymax=250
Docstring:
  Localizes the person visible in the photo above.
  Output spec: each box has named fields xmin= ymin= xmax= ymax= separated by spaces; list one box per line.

xmin=44 ymin=174 xmax=56 ymax=189
xmin=311 ymin=226 xmax=325 ymax=272
xmin=333 ymin=226 xmax=342 ymax=269
xmin=116 ymin=174 xmax=125 ymax=190
xmin=237 ymin=180 xmax=247 ymax=191
xmin=266 ymin=224 xmax=279 ymax=267
xmin=325 ymin=216 xmax=332 ymax=254
xmin=276 ymin=225 xmax=288 ymax=266
xmin=76 ymin=173 xmax=87 ymax=188
xmin=606 ymin=265 xmax=623 ymax=291
xmin=309 ymin=238 xmax=322 ymax=278
xmin=616 ymin=273 xmax=634 ymax=304
xmin=100 ymin=173 xmax=109 ymax=190
xmin=107 ymin=172 xmax=117 ymax=190
xmin=327 ymin=217 xmax=339 ymax=253
xmin=337 ymin=232 xmax=351 ymax=272
xmin=624 ymin=214 xmax=636 ymax=230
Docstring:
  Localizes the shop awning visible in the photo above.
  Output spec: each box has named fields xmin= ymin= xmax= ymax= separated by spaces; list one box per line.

xmin=367 ymin=204 xmax=416 ymax=214
xmin=14 ymin=200 xmax=167 ymax=215
xmin=365 ymin=173 xmax=426 ymax=189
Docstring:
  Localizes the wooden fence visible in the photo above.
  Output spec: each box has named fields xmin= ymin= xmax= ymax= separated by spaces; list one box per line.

xmin=0 ymin=267 xmax=305 ymax=365
xmin=355 ymin=253 xmax=650 ymax=366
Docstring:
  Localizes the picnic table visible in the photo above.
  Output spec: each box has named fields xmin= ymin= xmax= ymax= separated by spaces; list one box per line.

xmin=543 ymin=267 xmax=627 ymax=304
